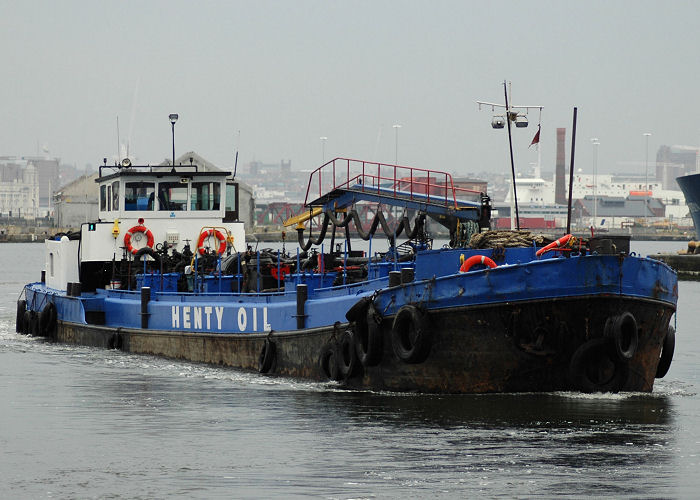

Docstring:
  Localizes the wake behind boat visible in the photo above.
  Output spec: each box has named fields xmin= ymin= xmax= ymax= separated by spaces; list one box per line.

xmin=16 ymin=137 xmax=677 ymax=394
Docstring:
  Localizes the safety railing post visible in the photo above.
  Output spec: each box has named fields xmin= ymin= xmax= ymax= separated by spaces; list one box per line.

xmin=426 ymin=170 xmax=431 ymax=204
xmin=444 ymin=173 xmax=448 ymax=206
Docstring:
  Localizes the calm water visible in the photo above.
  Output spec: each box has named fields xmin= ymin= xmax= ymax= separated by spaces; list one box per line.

xmin=1 ymin=242 xmax=699 ymax=499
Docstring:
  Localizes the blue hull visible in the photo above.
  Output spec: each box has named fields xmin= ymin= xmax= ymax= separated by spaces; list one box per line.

xmin=19 ymin=248 xmax=678 ymax=393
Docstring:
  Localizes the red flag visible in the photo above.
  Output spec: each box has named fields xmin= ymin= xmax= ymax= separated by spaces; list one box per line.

xmin=529 ymin=125 xmax=540 ymax=147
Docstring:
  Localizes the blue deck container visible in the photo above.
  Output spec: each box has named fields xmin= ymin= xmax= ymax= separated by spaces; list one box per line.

xmin=136 ymin=272 xmax=179 ymax=292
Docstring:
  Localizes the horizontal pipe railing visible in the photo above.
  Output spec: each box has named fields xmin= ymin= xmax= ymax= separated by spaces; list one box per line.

xmin=303 ymin=158 xmax=482 ymax=208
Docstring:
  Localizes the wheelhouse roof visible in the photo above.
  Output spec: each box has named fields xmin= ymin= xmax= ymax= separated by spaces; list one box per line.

xmin=97 ymin=166 xmax=232 ymax=183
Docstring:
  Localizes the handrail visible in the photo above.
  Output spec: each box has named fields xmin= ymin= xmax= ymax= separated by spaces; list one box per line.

xmin=303 ymin=158 xmax=482 ymax=208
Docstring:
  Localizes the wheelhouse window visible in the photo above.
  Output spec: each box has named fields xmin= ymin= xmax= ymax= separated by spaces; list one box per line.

xmin=191 ymin=181 xmax=221 ymax=211
xmin=157 ymin=182 xmax=188 ymax=211
xmin=223 ymin=182 xmax=239 ymax=222
xmin=100 ymin=185 xmax=107 ymax=211
xmin=112 ymin=181 xmax=120 ymax=211
xmin=125 ymin=182 xmax=155 ymax=211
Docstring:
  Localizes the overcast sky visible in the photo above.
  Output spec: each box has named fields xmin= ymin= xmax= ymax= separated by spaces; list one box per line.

xmin=2 ymin=0 xmax=698 ymax=179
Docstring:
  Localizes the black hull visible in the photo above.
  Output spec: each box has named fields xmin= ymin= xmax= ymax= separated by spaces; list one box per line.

xmin=40 ymin=294 xmax=674 ymax=394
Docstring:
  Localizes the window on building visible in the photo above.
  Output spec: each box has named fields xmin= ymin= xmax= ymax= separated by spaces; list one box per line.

xmin=124 ymin=182 xmax=155 ymax=211
xmin=157 ymin=182 xmax=188 ymax=211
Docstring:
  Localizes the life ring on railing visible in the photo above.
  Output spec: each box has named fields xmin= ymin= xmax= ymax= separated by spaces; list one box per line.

xmin=124 ymin=224 xmax=155 ymax=255
xmin=459 ymin=255 xmax=497 ymax=273
xmin=197 ymin=229 xmax=227 ymax=255
xmin=270 ymin=264 xmax=291 ymax=281
xmin=536 ymin=234 xmax=573 ymax=257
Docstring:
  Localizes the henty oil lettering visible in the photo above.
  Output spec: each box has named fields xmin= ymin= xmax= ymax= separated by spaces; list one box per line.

xmin=170 ymin=305 xmax=271 ymax=332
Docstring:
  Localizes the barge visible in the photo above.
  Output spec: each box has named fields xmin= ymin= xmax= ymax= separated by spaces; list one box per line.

xmin=16 ymin=152 xmax=677 ymax=393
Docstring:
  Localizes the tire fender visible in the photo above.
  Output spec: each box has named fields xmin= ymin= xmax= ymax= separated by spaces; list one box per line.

xmin=16 ymin=299 xmax=26 ymax=333
xmin=258 ymin=339 xmax=276 ymax=374
xmin=391 ymin=305 xmax=431 ymax=364
xmin=655 ymin=325 xmax=675 ymax=379
xmin=337 ymin=330 xmax=360 ymax=379
xmin=569 ymin=337 xmax=629 ymax=393
xmin=604 ymin=312 xmax=638 ymax=361
xmin=319 ymin=341 xmax=342 ymax=381
xmin=354 ymin=303 xmax=383 ymax=367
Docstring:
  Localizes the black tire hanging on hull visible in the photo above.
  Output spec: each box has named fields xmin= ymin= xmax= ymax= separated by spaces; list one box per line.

xmin=16 ymin=299 xmax=26 ymax=333
xmin=258 ymin=339 xmax=276 ymax=374
xmin=604 ymin=312 xmax=639 ymax=361
xmin=337 ymin=330 xmax=360 ymax=379
xmin=391 ymin=305 xmax=431 ymax=364
xmin=656 ymin=325 xmax=675 ymax=379
xmin=24 ymin=310 xmax=34 ymax=335
xmin=569 ymin=337 xmax=629 ymax=393
xmin=354 ymin=303 xmax=383 ymax=367
xmin=39 ymin=302 xmax=57 ymax=338
xmin=345 ymin=297 xmax=371 ymax=323
xmin=320 ymin=341 xmax=342 ymax=381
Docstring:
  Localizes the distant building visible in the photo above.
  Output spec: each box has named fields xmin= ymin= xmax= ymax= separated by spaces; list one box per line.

xmin=453 ymin=178 xmax=488 ymax=195
xmin=573 ymin=194 xmax=664 ymax=229
xmin=0 ymin=157 xmax=40 ymax=218
xmin=248 ymin=160 xmax=291 ymax=176
xmin=53 ymin=173 xmax=99 ymax=228
xmin=656 ymin=145 xmax=700 ymax=190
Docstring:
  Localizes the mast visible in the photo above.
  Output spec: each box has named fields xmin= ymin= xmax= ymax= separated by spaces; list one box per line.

xmin=503 ymin=82 xmax=520 ymax=230
xmin=477 ymin=83 xmax=543 ymax=232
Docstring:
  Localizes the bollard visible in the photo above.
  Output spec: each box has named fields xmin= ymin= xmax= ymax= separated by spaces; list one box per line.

xmin=296 ymin=284 xmax=307 ymax=329
xmin=400 ymin=267 xmax=414 ymax=284
xmin=389 ymin=271 xmax=401 ymax=287
xmin=141 ymin=287 xmax=151 ymax=329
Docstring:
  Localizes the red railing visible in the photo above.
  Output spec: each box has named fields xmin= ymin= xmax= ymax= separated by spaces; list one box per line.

xmin=303 ymin=158 xmax=482 ymax=208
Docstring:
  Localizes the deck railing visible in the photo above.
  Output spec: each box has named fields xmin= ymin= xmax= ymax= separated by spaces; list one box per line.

xmin=303 ymin=158 xmax=482 ymax=208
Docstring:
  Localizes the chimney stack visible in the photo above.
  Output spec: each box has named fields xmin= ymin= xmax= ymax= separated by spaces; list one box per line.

xmin=555 ymin=128 xmax=567 ymax=204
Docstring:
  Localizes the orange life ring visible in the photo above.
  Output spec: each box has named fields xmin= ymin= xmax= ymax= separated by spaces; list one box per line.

xmin=536 ymin=234 xmax=573 ymax=257
xmin=197 ymin=229 xmax=227 ymax=255
xmin=459 ymin=254 xmax=497 ymax=273
xmin=124 ymin=225 xmax=155 ymax=255
xmin=270 ymin=264 xmax=291 ymax=280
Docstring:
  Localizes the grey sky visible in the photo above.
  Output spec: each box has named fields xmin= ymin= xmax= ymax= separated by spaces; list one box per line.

xmin=2 ymin=0 xmax=698 ymax=180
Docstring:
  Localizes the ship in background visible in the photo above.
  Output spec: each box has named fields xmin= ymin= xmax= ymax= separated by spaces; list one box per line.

xmin=669 ymin=145 xmax=700 ymax=237
xmin=676 ymin=173 xmax=700 ymax=237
